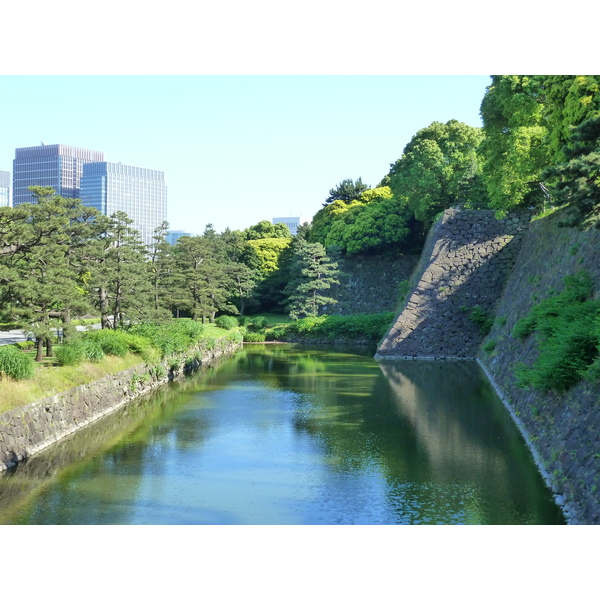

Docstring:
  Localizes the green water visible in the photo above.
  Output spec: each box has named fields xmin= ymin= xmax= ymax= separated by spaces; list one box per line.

xmin=0 ymin=345 xmax=565 ymax=524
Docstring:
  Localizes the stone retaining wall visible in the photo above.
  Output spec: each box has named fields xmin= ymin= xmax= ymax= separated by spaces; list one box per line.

xmin=476 ymin=210 xmax=600 ymax=524
xmin=0 ymin=340 xmax=241 ymax=471
xmin=327 ymin=254 xmax=420 ymax=315
xmin=376 ymin=208 xmax=531 ymax=359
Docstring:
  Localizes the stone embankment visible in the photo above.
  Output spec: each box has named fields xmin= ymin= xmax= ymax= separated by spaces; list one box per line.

xmin=476 ymin=209 xmax=600 ymax=525
xmin=374 ymin=206 xmax=600 ymax=524
xmin=0 ymin=339 xmax=241 ymax=471
xmin=376 ymin=208 xmax=531 ymax=359
xmin=328 ymin=254 xmax=420 ymax=315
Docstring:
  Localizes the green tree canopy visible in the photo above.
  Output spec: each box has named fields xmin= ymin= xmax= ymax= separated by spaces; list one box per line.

xmin=385 ymin=120 xmax=488 ymax=224
xmin=479 ymin=75 xmax=600 ymax=213
xmin=543 ymin=114 xmax=600 ymax=228
xmin=244 ymin=220 xmax=291 ymax=240
xmin=323 ymin=177 xmax=370 ymax=206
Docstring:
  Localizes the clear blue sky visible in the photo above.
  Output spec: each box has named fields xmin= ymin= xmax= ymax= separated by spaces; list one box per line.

xmin=0 ymin=76 xmax=492 ymax=234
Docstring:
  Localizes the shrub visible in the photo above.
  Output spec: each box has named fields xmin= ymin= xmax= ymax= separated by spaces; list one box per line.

xmin=15 ymin=341 xmax=35 ymax=351
xmin=215 ymin=315 xmax=239 ymax=330
xmin=171 ymin=319 xmax=204 ymax=342
xmin=244 ymin=331 xmax=266 ymax=342
xmin=55 ymin=342 xmax=85 ymax=366
xmin=469 ymin=306 xmax=494 ymax=335
xmin=513 ymin=271 xmax=600 ymax=392
xmin=483 ymin=339 xmax=497 ymax=354
xmin=250 ymin=316 xmax=269 ymax=330
xmin=128 ymin=319 xmax=204 ymax=358
xmin=84 ymin=330 xmax=130 ymax=357
xmin=271 ymin=312 xmax=394 ymax=342
xmin=82 ymin=340 xmax=105 ymax=362
xmin=0 ymin=345 xmax=35 ymax=380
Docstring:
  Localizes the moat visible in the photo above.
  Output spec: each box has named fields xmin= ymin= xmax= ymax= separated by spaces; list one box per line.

xmin=0 ymin=345 xmax=564 ymax=525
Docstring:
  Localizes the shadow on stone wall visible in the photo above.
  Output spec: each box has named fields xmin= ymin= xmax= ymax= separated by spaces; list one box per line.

xmin=376 ymin=209 xmax=531 ymax=359
xmin=326 ymin=254 xmax=420 ymax=315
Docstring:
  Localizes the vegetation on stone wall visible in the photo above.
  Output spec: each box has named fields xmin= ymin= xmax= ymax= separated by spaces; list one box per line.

xmin=513 ymin=271 xmax=600 ymax=392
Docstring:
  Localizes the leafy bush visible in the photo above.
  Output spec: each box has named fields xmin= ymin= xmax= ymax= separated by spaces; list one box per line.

xmin=0 ymin=345 xmax=35 ymax=380
xmin=469 ymin=306 xmax=494 ymax=335
xmin=244 ymin=331 xmax=266 ymax=342
xmin=270 ymin=312 xmax=394 ymax=342
xmin=215 ymin=315 xmax=239 ymax=330
xmin=171 ymin=319 xmax=204 ymax=342
xmin=128 ymin=319 xmax=205 ymax=358
xmin=512 ymin=271 xmax=600 ymax=392
xmin=55 ymin=342 xmax=85 ymax=366
xmin=483 ymin=339 xmax=497 ymax=354
xmin=397 ymin=279 xmax=410 ymax=301
xmin=250 ymin=316 xmax=269 ymax=330
xmin=14 ymin=341 xmax=35 ymax=351
xmin=84 ymin=330 xmax=130 ymax=357
xmin=82 ymin=340 xmax=105 ymax=362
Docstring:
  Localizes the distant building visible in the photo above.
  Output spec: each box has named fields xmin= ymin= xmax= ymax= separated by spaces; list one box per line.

xmin=272 ymin=216 xmax=310 ymax=236
xmin=80 ymin=162 xmax=167 ymax=247
xmin=12 ymin=144 xmax=104 ymax=206
xmin=166 ymin=230 xmax=191 ymax=245
xmin=0 ymin=171 xmax=9 ymax=207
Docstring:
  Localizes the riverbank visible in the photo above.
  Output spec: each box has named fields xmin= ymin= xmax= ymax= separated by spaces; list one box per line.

xmin=374 ymin=207 xmax=600 ymax=524
xmin=0 ymin=337 xmax=242 ymax=471
xmin=477 ymin=209 xmax=600 ymax=525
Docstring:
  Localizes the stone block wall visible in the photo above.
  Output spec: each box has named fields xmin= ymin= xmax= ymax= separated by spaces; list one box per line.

xmin=326 ymin=254 xmax=420 ymax=315
xmin=476 ymin=210 xmax=600 ymax=524
xmin=376 ymin=208 xmax=531 ymax=359
xmin=0 ymin=340 xmax=241 ymax=471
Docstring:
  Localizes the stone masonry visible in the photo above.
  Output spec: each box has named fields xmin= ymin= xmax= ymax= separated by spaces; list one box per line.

xmin=0 ymin=340 xmax=241 ymax=471
xmin=326 ymin=254 xmax=420 ymax=315
xmin=376 ymin=208 xmax=531 ymax=359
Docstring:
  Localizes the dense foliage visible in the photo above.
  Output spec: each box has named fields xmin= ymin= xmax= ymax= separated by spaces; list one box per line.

xmin=0 ymin=345 xmax=35 ymax=380
xmin=265 ymin=312 xmax=395 ymax=343
xmin=513 ymin=271 xmax=600 ymax=392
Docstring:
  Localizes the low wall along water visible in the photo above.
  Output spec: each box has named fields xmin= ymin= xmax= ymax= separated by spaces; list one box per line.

xmin=0 ymin=340 xmax=241 ymax=471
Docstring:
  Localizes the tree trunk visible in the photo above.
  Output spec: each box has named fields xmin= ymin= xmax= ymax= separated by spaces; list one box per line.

xmin=99 ymin=287 xmax=111 ymax=329
xmin=62 ymin=309 xmax=71 ymax=340
xmin=45 ymin=336 xmax=53 ymax=358
xmin=35 ymin=337 xmax=44 ymax=362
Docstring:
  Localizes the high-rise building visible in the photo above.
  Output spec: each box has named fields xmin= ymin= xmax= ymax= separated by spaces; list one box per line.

xmin=0 ymin=171 xmax=10 ymax=207
xmin=80 ymin=162 xmax=167 ymax=247
xmin=272 ymin=216 xmax=310 ymax=236
xmin=166 ymin=230 xmax=191 ymax=245
xmin=12 ymin=144 xmax=104 ymax=206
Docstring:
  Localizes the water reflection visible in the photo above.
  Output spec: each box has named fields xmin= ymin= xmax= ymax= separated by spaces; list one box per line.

xmin=0 ymin=345 xmax=564 ymax=525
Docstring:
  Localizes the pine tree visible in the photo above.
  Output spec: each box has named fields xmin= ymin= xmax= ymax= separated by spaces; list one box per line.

xmin=91 ymin=212 xmax=153 ymax=328
xmin=543 ymin=114 xmax=600 ymax=229
xmin=285 ymin=240 xmax=340 ymax=319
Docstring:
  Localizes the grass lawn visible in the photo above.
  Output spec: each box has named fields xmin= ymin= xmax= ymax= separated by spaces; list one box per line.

xmin=0 ymin=352 xmax=144 ymax=414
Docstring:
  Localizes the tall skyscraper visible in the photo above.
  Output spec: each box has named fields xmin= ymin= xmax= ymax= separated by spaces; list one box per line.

xmin=80 ymin=162 xmax=167 ymax=247
xmin=0 ymin=171 xmax=10 ymax=207
xmin=166 ymin=230 xmax=191 ymax=245
xmin=12 ymin=144 xmax=104 ymax=206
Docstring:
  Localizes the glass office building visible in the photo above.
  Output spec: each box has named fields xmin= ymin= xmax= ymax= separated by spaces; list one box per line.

xmin=0 ymin=171 xmax=9 ymax=207
xmin=80 ymin=162 xmax=167 ymax=247
xmin=166 ymin=230 xmax=191 ymax=245
xmin=12 ymin=144 xmax=105 ymax=206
